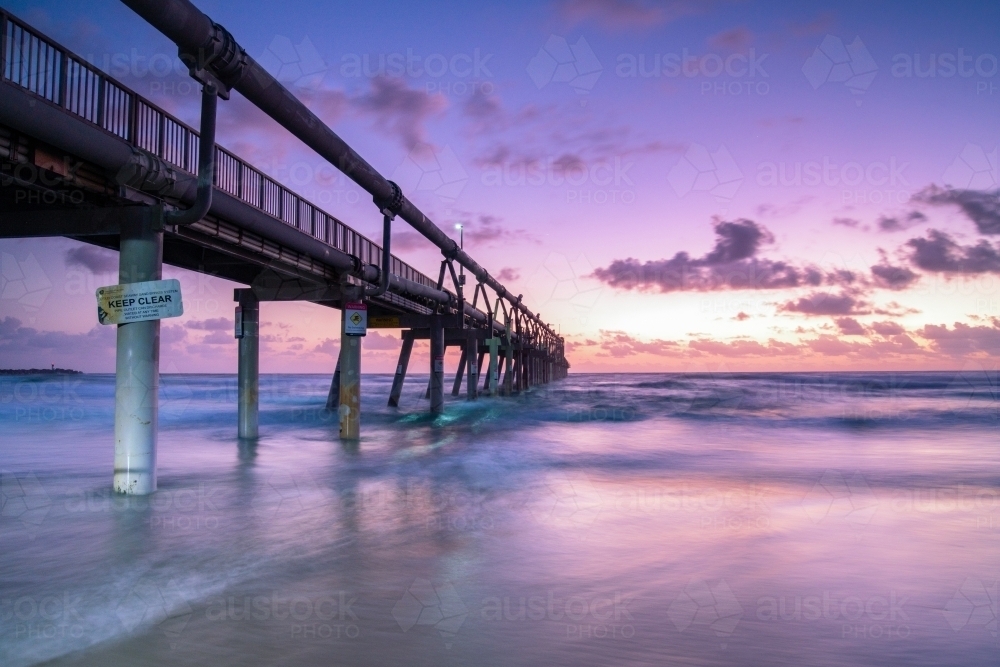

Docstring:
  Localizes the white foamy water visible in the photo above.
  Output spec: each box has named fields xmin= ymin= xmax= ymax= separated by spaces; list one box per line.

xmin=1 ymin=371 xmax=998 ymax=665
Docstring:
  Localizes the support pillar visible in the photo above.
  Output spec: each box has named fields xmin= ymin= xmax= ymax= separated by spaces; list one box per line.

xmin=512 ymin=348 xmax=520 ymax=394
xmin=487 ymin=337 xmax=499 ymax=397
xmin=388 ymin=331 xmax=413 ymax=408
xmin=339 ymin=293 xmax=361 ymax=440
xmin=236 ymin=291 xmax=259 ymax=439
xmin=429 ymin=315 xmax=445 ymax=415
xmin=452 ymin=348 xmax=467 ymax=397
xmin=325 ymin=356 xmax=341 ymax=409
xmin=466 ymin=331 xmax=478 ymax=401
xmin=113 ymin=212 xmax=162 ymax=495
xmin=503 ymin=335 xmax=513 ymax=397
xmin=523 ymin=351 xmax=530 ymax=390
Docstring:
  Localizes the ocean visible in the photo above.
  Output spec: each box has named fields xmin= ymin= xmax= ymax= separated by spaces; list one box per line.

xmin=1 ymin=371 xmax=998 ymax=666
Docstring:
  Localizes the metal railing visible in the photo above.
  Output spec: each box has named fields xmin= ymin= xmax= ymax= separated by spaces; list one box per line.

xmin=0 ymin=7 xmax=436 ymax=291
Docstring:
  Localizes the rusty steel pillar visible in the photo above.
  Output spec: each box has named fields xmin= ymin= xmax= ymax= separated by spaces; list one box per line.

xmin=236 ymin=290 xmax=259 ymax=439
xmin=338 ymin=289 xmax=362 ymax=440
xmin=388 ymin=330 xmax=413 ymax=408
xmin=466 ymin=331 xmax=478 ymax=401
xmin=429 ymin=315 xmax=445 ymax=415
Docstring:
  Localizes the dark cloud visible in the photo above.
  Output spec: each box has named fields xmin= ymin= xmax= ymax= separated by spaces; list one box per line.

xmin=734 ymin=312 xmax=750 ymax=321
xmin=707 ymin=26 xmax=754 ymax=51
xmin=688 ymin=338 xmax=801 ymax=357
xmin=919 ymin=321 xmax=1000 ymax=355
xmin=913 ymin=186 xmax=1000 ymax=235
xmin=197 ymin=330 xmax=232 ymax=345
xmin=558 ymin=0 xmax=710 ymax=30
xmin=906 ymin=230 xmax=1000 ymax=273
xmin=313 ymin=338 xmax=339 ymax=357
xmin=592 ymin=219 xmax=855 ymax=292
xmin=832 ymin=217 xmax=860 ymax=228
xmin=463 ymin=89 xmax=504 ymax=122
xmin=871 ymin=321 xmax=905 ymax=336
xmin=781 ymin=292 xmax=868 ymax=316
xmin=65 ymin=245 xmax=117 ymax=274
xmin=0 ymin=317 xmax=115 ymax=369
xmin=835 ymin=317 xmax=866 ymax=335
xmin=354 ymin=77 xmax=447 ymax=150
xmin=187 ymin=318 xmax=231 ymax=331
xmin=789 ymin=11 xmax=835 ymax=37
xmin=870 ymin=259 xmax=919 ymax=290
xmin=496 ymin=267 xmax=520 ymax=282
xmin=455 ymin=213 xmax=536 ymax=247
xmin=364 ymin=331 xmax=400 ymax=350
xmin=872 ymin=301 xmax=921 ymax=317
xmin=703 ymin=219 xmax=773 ymax=263
xmin=877 ymin=210 xmax=926 ymax=232
xmin=551 ymin=154 xmax=588 ymax=176
xmin=594 ymin=330 xmax=683 ymax=358
xmin=471 ymin=112 xmax=681 ymax=173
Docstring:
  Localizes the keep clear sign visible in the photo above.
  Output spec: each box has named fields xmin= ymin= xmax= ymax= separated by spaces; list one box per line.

xmin=344 ymin=301 xmax=367 ymax=336
xmin=96 ymin=279 xmax=183 ymax=325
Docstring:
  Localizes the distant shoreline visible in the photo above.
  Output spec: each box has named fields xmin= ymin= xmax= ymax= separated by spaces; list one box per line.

xmin=0 ymin=368 xmax=83 ymax=375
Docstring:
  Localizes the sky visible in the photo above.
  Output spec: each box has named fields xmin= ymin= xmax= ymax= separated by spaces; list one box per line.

xmin=1 ymin=0 xmax=999 ymax=374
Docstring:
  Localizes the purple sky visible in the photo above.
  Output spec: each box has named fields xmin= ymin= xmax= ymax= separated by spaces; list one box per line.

xmin=2 ymin=0 xmax=999 ymax=373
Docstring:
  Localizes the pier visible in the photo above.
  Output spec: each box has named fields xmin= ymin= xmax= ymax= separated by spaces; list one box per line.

xmin=0 ymin=3 xmax=568 ymax=494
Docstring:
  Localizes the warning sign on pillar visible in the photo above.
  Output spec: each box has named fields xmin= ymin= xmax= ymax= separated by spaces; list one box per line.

xmin=344 ymin=301 xmax=367 ymax=336
xmin=96 ymin=279 xmax=183 ymax=325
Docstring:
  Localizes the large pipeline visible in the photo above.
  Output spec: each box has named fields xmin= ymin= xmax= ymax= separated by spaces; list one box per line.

xmin=119 ymin=0 xmax=559 ymax=343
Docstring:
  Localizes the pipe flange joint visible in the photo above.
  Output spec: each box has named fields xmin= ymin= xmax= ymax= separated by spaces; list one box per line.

xmin=374 ymin=180 xmax=404 ymax=219
xmin=345 ymin=255 xmax=365 ymax=278
xmin=180 ymin=22 xmax=248 ymax=99
xmin=443 ymin=240 xmax=460 ymax=261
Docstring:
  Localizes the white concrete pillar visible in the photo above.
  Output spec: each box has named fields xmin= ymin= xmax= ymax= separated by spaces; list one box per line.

xmin=113 ymin=214 xmax=162 ymax=495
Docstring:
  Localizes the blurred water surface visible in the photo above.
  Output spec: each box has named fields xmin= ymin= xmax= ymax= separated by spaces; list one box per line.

xmin=1 ymin=371 xmax=997 ymax=666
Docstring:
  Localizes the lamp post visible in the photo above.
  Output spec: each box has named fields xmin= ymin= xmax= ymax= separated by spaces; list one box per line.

xmin=455 ymin=224 xmax=465 ymax=286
